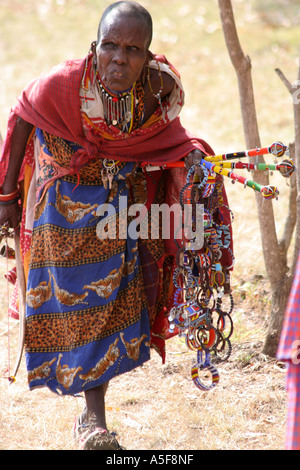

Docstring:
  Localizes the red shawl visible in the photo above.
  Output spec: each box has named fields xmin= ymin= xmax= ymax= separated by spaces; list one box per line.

xmin=0 ymin=55 xmax=213 ymax=180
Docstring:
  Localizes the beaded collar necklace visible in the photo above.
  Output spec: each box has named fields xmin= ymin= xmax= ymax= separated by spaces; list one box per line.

xmin=95 ymin=70 xmax=138 ymax=132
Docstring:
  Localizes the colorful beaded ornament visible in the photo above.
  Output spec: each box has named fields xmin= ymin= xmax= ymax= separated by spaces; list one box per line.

xmin=146 ymin=141 xmax=293 ymax=391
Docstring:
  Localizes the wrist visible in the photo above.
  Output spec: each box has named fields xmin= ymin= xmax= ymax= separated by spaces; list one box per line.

xmin=0 ymin=186 xmax=20 ymax=204
xmin=0 ymin=198 xmax=20 ymax=206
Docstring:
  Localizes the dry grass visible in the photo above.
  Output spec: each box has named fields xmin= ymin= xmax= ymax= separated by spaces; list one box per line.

xmin=0 ymin=278 xmax=287 ymax=450
xmin=0 ymin=0 xmax=298 ymax=451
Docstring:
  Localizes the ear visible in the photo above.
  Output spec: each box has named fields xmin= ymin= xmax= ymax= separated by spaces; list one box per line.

xmin=147 ymin=50 xmax=154 ymax=63
xmin=90 ymin=41 xmax=98 ymax=68
xmin=141 ymin=52 xmax=151 ymax=83
xmin=142 ymin=50 xmax=153 ymax=71
xmin=90 ymin=40 xmax=97 ymax=54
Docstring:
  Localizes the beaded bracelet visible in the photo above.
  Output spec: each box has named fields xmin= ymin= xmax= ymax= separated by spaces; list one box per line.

xmin=0 ymin=187 xmax=20 ymax=207
xmin=0 ymin=197 xmax=20 ymax=206
xmin=0 ymin=187 xmax=20 ymax=202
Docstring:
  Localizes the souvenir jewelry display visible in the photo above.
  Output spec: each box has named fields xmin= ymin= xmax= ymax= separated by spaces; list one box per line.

xmin=143 ymin=141 xmax=293 ymax=391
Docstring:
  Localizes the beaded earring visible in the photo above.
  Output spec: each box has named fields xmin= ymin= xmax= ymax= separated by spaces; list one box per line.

xmin=147 ymin=61 xmax=164 ymax=118
xmin=81 ymin=41 xmax=97 ymax=92
xmin=91 ymin=40 xmax=97 ymax=68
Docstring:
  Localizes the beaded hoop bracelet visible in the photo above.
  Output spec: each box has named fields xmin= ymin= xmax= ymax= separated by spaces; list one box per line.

xmin=0 ymin=198 xmax=20 ymax=206
xmin=0 ymin=187 xmax=20 ymax=206
xmin=0 ymin=187 xmax=20 ymax=202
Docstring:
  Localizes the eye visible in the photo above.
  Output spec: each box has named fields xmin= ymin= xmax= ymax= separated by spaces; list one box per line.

xmin=102 ymin=42 xmax=116 ymax=49
xmin=127 ymin=45 xmax=138 ymax=52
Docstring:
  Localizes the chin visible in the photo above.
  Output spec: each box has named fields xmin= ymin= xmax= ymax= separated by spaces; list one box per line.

xmin=104 ymin=75 xmax=134 ymax=93
xmin=108 ymin=82 xmax=133 ymax=93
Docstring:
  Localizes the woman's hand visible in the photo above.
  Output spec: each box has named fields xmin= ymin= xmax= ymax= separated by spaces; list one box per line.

xmin=185 ymin=149 xmax=206 ymax=174
xmin=0 ymin=201 xmax=21 ymax=230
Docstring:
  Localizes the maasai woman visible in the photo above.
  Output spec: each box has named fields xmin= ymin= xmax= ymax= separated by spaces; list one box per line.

xmin=0 ymin=1 xmax=233 ymax=449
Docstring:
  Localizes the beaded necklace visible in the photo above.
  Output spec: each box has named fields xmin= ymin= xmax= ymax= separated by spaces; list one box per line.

xmin=95 ymin=71 xmax=145 ymax=133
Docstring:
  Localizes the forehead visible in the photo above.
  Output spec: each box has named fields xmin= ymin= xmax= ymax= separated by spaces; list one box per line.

xmin=100 ymin=11 xmax=150 ymax=47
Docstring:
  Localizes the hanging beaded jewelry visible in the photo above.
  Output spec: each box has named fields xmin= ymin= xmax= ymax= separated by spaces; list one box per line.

xmin=81 ymin=41 xmax=96 ymax=100
xmin=96 ymin=73 xmax=136 ymax=131
xmin=147 ymin=61 xmax=165 ymax=118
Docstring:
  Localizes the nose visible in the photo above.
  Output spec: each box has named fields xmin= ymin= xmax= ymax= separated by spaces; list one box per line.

xmin=112 ymin=47 xmax=127 ymax=65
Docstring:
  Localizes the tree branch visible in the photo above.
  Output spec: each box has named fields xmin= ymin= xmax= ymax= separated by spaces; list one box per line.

xmin=218 ymin=0 xmax=260 ymax=150
xmin=278 ymin=144 xmax=297 ymax=261
xmin=276 ymin=62 xmax=300 ymax=272
xmin=218 ymin=0 xmax=284 ymax=288
xmin=275 ymin=68 xmax=293 ymax=94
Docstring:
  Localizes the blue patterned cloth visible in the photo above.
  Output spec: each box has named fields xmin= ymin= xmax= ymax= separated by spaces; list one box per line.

xmin=25 ymin=131 xmax=152 ymax=395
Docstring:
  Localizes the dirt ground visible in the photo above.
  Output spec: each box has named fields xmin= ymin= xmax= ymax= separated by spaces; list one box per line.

xmin=0 ymin=274 xmax=287 ymax=451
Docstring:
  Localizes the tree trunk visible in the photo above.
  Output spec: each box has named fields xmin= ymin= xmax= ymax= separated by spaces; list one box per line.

xmin=218 ymin=0 xmax=296 ymax=356
xmin=262 ymin=65 xmax=300 ymax=356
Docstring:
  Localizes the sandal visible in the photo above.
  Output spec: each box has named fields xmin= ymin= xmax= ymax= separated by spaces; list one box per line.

xmin=73 ymin=413 xmax=89 ymax=446
xmin=80 ymin=428 xmax=124 ymax=450
xmin=73 ymin=414 xmax=124 ymax=450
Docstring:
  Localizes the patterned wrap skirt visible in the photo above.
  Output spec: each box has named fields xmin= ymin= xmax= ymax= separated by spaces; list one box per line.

xmin=24 ymin=130 xmax=165 ymax=395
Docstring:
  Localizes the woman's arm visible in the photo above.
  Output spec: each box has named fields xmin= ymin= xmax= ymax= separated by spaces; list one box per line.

xmin=0 ymin=117 xmax=34 ymax=228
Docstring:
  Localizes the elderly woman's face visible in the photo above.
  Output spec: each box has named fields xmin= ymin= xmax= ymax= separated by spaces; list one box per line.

xmin=96 ymin=14 xmax=150 ymax=92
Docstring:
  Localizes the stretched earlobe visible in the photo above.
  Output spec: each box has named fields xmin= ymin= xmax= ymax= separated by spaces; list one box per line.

xmin=148 ymin=50 xmax=154 ymax=62
xmin=90 ymin=40 xmax=97 ymax=54
xmin=90 ymin=41 xmax=98 ymax=68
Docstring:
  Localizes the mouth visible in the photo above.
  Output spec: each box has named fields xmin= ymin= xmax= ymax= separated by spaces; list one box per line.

xmin=112 ymin=71 xmax=124 ymax=78
xmin=105 ymin=71 xmax=133 ymax=93
xmin=99 ymin=65 xmax=135 ymax=93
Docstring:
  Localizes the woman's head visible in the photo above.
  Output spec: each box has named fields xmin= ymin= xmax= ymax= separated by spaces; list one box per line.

xmin=95 ymin=1 xmax=153 ymax=92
